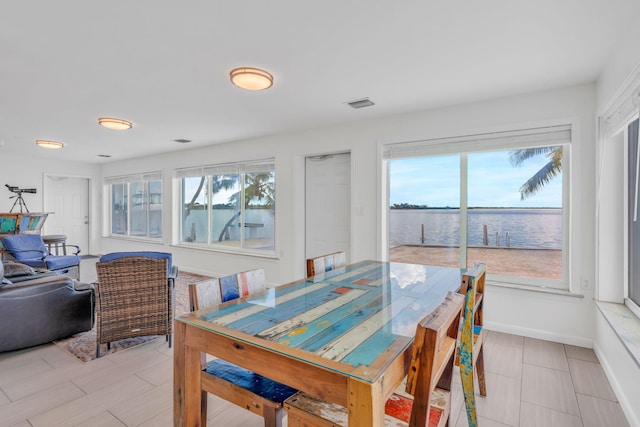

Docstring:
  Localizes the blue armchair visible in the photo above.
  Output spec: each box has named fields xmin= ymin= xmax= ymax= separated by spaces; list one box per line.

xmin=1 ymin=234 xmax=81 ymax=280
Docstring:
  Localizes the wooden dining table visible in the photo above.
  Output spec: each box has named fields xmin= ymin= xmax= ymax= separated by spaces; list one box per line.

xmin=173 ymin=260 xmax=463 ymax=427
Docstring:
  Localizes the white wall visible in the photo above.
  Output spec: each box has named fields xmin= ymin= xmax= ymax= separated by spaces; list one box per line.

xmin=100 ymin=83 xmax=597 ymax=347
xmin=594 ymin=19 xmax=640 ymax=427
xmin=597 ymin=21 xmax=640 ymax=109
xmin=0 ymin=152 xmax=102 ymax=254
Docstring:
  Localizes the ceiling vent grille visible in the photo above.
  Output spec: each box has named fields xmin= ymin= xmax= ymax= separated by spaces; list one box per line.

xmin=347 ymin=98 xmax=375 ymax=109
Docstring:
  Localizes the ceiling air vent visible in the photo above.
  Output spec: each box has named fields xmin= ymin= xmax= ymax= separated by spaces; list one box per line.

xmin=173 ymin=139 xmax=192 ymax=144
xmin=346 ymin=98 xmax=375 ymax=109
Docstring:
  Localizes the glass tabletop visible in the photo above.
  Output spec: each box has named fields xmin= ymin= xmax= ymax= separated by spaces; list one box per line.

xmin=181 ymin=260 xmax=462 ymax=382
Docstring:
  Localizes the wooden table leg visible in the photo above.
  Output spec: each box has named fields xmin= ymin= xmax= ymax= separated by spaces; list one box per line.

xmin=174 ymin=320 xmax=204 ymax=427
xmin=347 ymin=377 xmax=384 ymax=427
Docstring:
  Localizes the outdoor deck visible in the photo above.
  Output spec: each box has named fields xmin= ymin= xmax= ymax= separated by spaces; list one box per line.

xmin=390 ymin=245 xmax=562 ymax=280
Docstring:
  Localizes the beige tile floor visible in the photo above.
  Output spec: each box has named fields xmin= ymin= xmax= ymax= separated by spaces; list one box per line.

xmin=0 ymin=331 xmax=630 ymax=427
xmin=0 ymin=260 xmax=630 ymax=426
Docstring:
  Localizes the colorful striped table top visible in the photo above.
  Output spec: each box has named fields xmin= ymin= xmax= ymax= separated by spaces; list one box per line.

xmin=180 ymin=260 xmax=462 ymax=382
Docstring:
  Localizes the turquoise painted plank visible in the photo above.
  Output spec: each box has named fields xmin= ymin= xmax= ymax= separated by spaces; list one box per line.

xmin=341 ymin=297 xmax=429 ymax=366
xmin=200 ymin=280 xmax=311 ymax=323
xmin=277 ymin=290 xmax=386 ymax=348
xmin=295 ymin=293 xmax=404 ymax=353
xmin=230 ymin=285 xmax=355 ymax=335
xmin=320 ymin=261 xmax=382 ymax=283
xmin=340 ymin=325 xmax=398 ymax=367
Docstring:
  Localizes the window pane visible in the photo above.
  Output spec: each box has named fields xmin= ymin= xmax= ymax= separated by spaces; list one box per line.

xmin=149 ymin=180 xmax=162 ymax=238
xmin=182 ymin=176 xmax=208 ymax=243
xmin=244 ymin=170 xmax=275 ymax=250
xmin=628 ymin=119 xmax=640 ymax=306
xmin=179 ymin=161 xmax=276 ymax=255
xmin=111 ymin=183 xmax=127 ymax=235
xmin=211 ymin=174 xmax=241 ymax=247
xmin=467 ymin=148 xmax=563 ymax=280
xmin=129 ymin=181 xmax=148 ymax=237
xmin=389 ymin=155 xmax=460 ymax=267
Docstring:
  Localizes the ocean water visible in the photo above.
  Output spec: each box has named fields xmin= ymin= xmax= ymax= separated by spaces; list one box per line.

xmin=389 ymin=208 xmax=562 ymax=249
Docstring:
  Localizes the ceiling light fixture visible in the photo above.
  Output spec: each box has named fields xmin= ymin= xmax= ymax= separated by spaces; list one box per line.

xmin=98 ymin=117 xmax=133 ymax=130
xmin=229 ymin=67 xmax=273 ymax=91
xmin=35 ymin=140 xmax=64 ymax=149
xmin=346 ymin=98 xmax=375 ymax=109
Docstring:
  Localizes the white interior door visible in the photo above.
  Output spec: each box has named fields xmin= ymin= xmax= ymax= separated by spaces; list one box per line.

xmin=43 ymin=176 xmax=90 ymax=254
xmin=305 ymin=153 xmax=351 ymax=261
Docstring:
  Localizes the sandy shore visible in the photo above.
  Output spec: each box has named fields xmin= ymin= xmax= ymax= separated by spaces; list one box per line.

xmin=389 ymin=245 xmax=562 ymax=280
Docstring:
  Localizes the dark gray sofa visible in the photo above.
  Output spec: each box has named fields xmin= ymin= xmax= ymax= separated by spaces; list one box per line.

xmin=0 ymin=260 xmax=94 ymax=353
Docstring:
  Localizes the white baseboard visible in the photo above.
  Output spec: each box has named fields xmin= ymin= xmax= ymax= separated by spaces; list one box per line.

xmin=593 ymin=341 xmax=640 ymax=427
xmin=484 ymin=321 xmax=593 ymax=348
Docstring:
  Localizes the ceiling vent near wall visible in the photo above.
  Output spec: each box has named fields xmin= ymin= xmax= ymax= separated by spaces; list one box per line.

xmin=346 ymin=98 xmax=375 ymax=109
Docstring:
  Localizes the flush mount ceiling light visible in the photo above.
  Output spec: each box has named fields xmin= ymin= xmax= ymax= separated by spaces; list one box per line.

xmin=98 ymin=117 xmax=133 ymax=130
xmin=229 ymin=67 xmax=273 ymax=91
xmin=35 ymin=140 xmax=64 ymax=149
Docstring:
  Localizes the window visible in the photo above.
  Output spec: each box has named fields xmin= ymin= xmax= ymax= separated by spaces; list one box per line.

xmin=628 ymin=119 xmax=640 ymax=306
xmin=177 ymin=160 xmax=275 ymax=255
xmin=106 ymin=172 xmax=163 ymax=239
xmin=385 ymin=125 xmax=570 ymax=289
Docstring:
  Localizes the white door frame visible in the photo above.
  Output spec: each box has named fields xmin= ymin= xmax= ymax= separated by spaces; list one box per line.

xmin=42 ymin=173 xmax=92 ymax=255
xmin=304 ymin=150 xmax=352 ymax=263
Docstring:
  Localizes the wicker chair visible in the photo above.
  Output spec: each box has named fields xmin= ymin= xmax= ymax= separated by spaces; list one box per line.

xmin=94 ymin=254 xmax=175 ymax=358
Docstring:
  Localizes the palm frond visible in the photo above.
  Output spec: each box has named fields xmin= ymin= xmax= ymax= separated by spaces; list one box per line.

xmin=519 ymin=160 xmax=561 ymax=200
xmin=509 ymin=147 xmax=554 ymax=167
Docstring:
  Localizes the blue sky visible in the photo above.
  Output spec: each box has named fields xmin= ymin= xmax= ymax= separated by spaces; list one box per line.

xmin=389 ymin=150 xmax=562 ymax=208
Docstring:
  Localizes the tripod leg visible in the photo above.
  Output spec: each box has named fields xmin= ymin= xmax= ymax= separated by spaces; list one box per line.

xmin=9 ymin=196 xmax=21 ymax=213
xmin=20 ymin=196 xmax=29 ymax=213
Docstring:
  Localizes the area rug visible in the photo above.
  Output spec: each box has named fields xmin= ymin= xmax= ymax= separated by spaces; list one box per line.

xmin=54 ymin=270 xmax=213 ymax=362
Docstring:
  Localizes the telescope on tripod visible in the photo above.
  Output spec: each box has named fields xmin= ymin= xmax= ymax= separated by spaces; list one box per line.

xmin=5 ymin=184 xmax=37 ymax=213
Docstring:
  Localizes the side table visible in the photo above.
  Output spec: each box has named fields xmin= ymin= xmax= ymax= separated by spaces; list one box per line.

xmin=42 ymin=234 xmax=68 ymax=255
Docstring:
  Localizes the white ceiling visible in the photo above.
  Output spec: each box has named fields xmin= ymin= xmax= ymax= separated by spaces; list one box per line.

xmin=1 ymin=0 xmax=637 ymax=164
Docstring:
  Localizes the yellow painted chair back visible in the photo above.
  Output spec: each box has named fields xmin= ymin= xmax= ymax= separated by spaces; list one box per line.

xmin=457 ymin=263 xmax=487 ymax=427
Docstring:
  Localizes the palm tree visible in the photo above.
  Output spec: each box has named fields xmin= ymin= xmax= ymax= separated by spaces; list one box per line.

xmin=509 ymin=146 xmax=562 ymax=201
xmin=216 ymin=172 xmax=275 ymax=241
xmin=183 ymin=175 xmax=238 ymax=218
xmin=183 ymin=172 xmax=275 ymax=242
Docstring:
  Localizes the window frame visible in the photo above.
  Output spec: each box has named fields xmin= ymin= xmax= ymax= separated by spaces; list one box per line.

xmin=383 ymin=125 xmax=572 ymax=290
xmin=176 ymin=159 xmax=276 ymax=257
xmin=626 ymin=118 xmax=640 ymax=316
xmin=105 ymin=171 xmax=163 ymax=241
